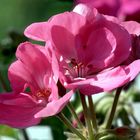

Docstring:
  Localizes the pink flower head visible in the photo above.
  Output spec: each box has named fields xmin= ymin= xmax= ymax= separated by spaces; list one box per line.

xmin=75 ymin=0 xmax=120 ymax=16
xmin=0 ymin=42 xmax=73 ymax=128
xmin=24 ymin=4 xmax=140 ymax=95
xmin=75 ymin=0 xmax=140 ymax=22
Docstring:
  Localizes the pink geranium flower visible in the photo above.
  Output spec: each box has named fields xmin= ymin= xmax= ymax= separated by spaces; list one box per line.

xmin=24 ymin=4 xmax=140 ymax=95
xmin=75 ymin=0 xmax=140 ymax=22
xmin=0 ymin=42 xmax=73 ymax=128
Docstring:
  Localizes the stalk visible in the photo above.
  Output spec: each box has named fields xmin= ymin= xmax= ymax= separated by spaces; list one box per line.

xmin=105 ymin=87 xmax=122 ymax=129
xmin=80 ymin=93 xmax=95 ymax=140
xmin=131 ymin=114 xmax=140 ymax=126
xmin=88 ymin=96 xmax=98 ymax=132
xmin=57 ymin=113 xmax=86 ymax=140
xmin=21 ymin=129 xmax=29 ymax=140
xmin=67 ymin=102 xmax=84 ymax=129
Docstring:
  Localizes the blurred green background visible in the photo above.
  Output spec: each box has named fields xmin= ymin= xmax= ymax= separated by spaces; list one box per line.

xmin=0 ymin=0 xmax=73 ymax=40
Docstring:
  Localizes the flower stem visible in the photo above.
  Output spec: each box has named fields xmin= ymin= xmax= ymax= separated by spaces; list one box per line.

xmin=88 ymin=96 xmax=98 ymax=132
xmin=67 ymin=102 xmax=84 ymax=129
xmin=131 ymin=114 xmax=140 ymax=126
xmin=105 ymin=87 xmax=122 ymax=129
xmin=21 ymin=129 xmax=29 ymax=140
xmin=80 ymin=93 xmax=95 ymax=140
xmin=57 ymin=113 xmax=86 ymax=140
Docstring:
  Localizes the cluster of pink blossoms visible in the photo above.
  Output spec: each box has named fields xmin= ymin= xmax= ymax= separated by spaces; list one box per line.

xmin=0 ymin=4 xmax=140 ymax=128
xmin=76 ymin=0 xmax=140 ymax=22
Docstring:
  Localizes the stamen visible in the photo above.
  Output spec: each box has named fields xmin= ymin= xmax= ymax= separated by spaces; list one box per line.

xmin=64 ymin=58 xmax=85 ymax=78
xmin=36 ymin=88 xmax=51 ymax=101
xmin=71 ymin=58 xmax=77 ymax=66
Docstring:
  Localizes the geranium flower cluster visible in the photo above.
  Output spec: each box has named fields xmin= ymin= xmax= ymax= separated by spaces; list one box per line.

xmin=0 ymin=4 xmax=140 ymax=135
xmin=76 ymin=0 xmax=140 ymax=22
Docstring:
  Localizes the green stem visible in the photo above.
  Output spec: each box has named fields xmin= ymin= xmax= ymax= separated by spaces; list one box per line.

xmin=57 ymin=113 xmax=86 ymax=140
xmin=131 ymin=114 xmax=140 ymax=126
xmin=21 ymin=129 xmax=29 ymax=140
xmin=80 ymin=94 xmax=95 ymax=140
xmin=67 ymin=102 xmax=84 ymax=129
xmin=88 ymin=96 xmax=98 ymax=132
xmin=105 ymin=87 xmax=122 ymax=129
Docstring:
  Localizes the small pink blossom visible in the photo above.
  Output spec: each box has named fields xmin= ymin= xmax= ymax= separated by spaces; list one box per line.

xmin=0 ymin=42 xmax=73 ymax=128
xmin=75 ymin=0 xmax=120 ymax=16
xmin=24 ymin=4 xmax=140 ymax=95
xmin=121 ymin=21 xmax=140 ymax=64
xmin=75 ymin=0 xmax=140 ymax=22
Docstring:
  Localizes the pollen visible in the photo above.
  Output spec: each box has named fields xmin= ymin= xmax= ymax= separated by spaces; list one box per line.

xmin=36 ymin=88 xmax=51 ymax=100
xmin=36 ymin=92 xmax=44 ymax=98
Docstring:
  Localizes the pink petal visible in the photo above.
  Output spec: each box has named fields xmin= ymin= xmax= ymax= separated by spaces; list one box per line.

xmin=125 ymin=60 xmax=140 ymax=81
xmin=16 ymin=42 xmax=51 ymax=90
xmin=44 ymin=42 xmax=59 ymax=82
xmin=24 ymin=12 xmax=86 ymax=41
xmin=0 ymin=93 xmax=42 ymax=128
xmin=103 ymin=15 xmax=120 ymax=23
xmin=120 ymin=0 xmax=140 ymax=14
xmin=8 ymin=60 xmax=37 ymax=93
xmin=51 ymin=46 xmax=60 ymax=82
xmin=65 ymin=60 xmax=140 ymax=95
xmin=84 ymin=67 xmax=130 ymax=95
xmin=74 ymin=1 xmax=120 ymax=16
xmin=51 ymin=26 xmax=77 ymax=60
xmin=49 ymin=12 xmax=86 ymax=36
xmin=34 ymin=90 xmax=73 ymax=118
xmin=73 ymin=3 xmax=98 ymax=22
xmin=102 ymin=18 xmax=131 ymax=67
xmin=121 ymin=21 xmax=140 ymax=36
xmin=84 ymin=27 xmax=116 ymax=71
xmin=44 ymin=75 xmax=59 ymax=100
xmin=78 ymin=16 xmax=131 ymax=71
xmin=24 ymin=22 xmax=51 ymax=41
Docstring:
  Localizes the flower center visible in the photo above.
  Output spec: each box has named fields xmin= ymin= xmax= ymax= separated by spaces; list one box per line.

xmin=35 ymin=88 xmax=51 ymax=103
xmin=65 ymin=58 xmax=86 ymax=79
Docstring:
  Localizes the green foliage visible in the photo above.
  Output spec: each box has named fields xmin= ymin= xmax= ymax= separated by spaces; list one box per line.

xmin=0 ymin=0 xmax=73 ymax=40
xmin=95 ymin=89 xmax=140 ymax=127
xmin=0 ymin=30 xmax=28 ymax=65
xmin=0 ymin=125 xmax=19 ymax=139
